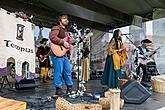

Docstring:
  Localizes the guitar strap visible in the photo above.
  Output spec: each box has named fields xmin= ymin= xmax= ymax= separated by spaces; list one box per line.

xmin=138 ymin=46 xmax=149 ymax=55
xmin=134 ymin=46 xmax=149 ymax=65
xmin=44 ymin=47 xmax=50 ymax=67
xmin=43 ymin=47 xmax=47 ymax=55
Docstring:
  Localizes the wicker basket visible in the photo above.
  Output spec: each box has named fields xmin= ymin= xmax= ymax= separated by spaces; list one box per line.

xmin=120 ymin=98 xmax=124 ymax=108
xmin=104 ymin=91 xmax=111 ymax=98
xmin=55 ymin=97 xmax=80 ymax=110
xmin=99 ymin=97 xmax=110 ymax=109
xmin=119 ymin=79 xmax=128 ymax=87
xmin=151 ymin=75 xmax=165 ymax=93
xmin=55 ymin=97 xmax=102 ymax=110
xmin=99 ymin=97 xmax=124 ymax=109
xmin=73 ymin=104 xmax=102 ymax=110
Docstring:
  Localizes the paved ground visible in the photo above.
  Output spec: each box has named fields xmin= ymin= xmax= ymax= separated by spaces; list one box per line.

xmin=0 ymin=79 xmax=165 ymax=110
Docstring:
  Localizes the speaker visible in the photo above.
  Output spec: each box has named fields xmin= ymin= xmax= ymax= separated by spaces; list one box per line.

xmin=120 ymin=80 xmax=151 ymax=104
xmin=15 ymin=79 xmax=36 ymax=90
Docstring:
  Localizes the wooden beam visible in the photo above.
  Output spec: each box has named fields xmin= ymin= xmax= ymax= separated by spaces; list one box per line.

xmin=64 ymin=0 xmax=132 ymax=22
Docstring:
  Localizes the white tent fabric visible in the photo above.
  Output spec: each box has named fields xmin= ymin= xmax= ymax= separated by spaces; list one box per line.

xmin=152 ymin=9 xmax=165 ymax=74
xmin=0 ymin=8 xmax=35 ymax=81
xmin=153 ymin=18 xmax=165 ymax=74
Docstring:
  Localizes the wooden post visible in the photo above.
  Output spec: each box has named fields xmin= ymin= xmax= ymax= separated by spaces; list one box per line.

xmin=109 ymin=89 xmax=121 ymax=110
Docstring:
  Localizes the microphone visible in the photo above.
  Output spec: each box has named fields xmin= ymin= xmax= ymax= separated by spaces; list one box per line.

xmin=121 ymin=33 xmax=131 ymax=35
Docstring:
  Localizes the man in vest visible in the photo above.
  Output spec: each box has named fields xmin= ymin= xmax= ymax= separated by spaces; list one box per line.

xmin=135 ymin=39 xmax=152 ymax=86
xmin=49 ymin=13 xmax=73 ymax=96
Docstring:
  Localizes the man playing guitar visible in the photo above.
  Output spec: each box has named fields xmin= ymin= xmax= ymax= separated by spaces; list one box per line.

xmin=36 ymin=38 xmax=50 ymax=83
xmin=135 ymin=39 xmax=159 ymax=86
xmin=49 ymin=13 xmax=73 ymax=96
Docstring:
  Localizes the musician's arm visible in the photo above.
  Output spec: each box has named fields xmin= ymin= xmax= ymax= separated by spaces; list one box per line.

xmin=49 ymin=26 xmax=64 ymax=45
xmin=107 ymin=38 xmax=117 ymax=55
xmin=36 ymin=48 xmax=42 ymax=58
xmin=137 ymin=50 xmax=147 ymax=59
xmin=138 ymin=54 xmax=144 ymax=58
xmin=149 ymin=49 xmax=156 ymax=54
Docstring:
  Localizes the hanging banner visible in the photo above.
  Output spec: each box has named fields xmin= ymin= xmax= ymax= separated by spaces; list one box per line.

xmin=0 ymin=8 xmax=35 ymax=81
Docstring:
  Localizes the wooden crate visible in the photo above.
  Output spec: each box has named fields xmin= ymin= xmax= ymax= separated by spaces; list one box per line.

xmin=0 ymin=97 xmax=26 ymax=110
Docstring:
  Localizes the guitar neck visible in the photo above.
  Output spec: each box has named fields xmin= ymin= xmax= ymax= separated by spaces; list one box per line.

xmin=149 ymin=47 xmax=160 ymax=57
xmin=45 ymin=50 xmax=51 ymax=56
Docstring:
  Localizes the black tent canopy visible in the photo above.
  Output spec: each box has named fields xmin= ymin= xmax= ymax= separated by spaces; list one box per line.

xmin=1 ymin=0 xmax=165 ymax=31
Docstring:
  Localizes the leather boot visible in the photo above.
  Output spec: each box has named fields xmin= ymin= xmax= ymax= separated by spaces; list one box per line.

xmin=43 ymin=76 xmax=48 ymax=83
xmin=40 ymin=76 xmax=44 ymax=83
xmin=66 ymin=86 xmax=73 ymax=95
xmin=56 ymin=87 xmax=64 ymax=96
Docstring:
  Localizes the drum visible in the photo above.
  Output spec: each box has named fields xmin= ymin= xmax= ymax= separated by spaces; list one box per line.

xmin=146 ymin=61 xmax=158 ymax=82
xmin=147 ymin=61 xmax=157 ymax=73
xmin=147 ymin=61 xmax=156 ymax=66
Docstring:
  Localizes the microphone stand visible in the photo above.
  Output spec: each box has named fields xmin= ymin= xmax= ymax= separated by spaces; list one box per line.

xmin=124 ymin=34 xmax=137 ymax=48
xmin=69 ymin=26 xmax=94 ymax=101
xmin=124 ymin=34 xmax=141 ymax=79
xmin=69 ymin=27 xmax=97 ymax=102
xmin=71 ymin=26 xmax=86 ymax=98
xmin=77 ymin=31 xmax=80 ymax=94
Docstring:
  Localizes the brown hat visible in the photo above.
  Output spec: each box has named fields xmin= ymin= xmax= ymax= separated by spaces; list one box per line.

xmin=141 ymin=39 xmax=152 ymax=44
xmin=40 ymin=38 xmax=48 ymax=44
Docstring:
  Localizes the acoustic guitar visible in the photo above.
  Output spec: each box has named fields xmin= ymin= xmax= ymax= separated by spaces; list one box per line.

xmin=50 ymin=36 xmax=73 ymax=57
xmin=39 ymin=50 xmax=51 ymax=62
xmin=138 ymin=46 xmax=162 ymax=65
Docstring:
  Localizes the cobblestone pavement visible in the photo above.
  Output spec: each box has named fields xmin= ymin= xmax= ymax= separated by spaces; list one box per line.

xmin=0 ymin=79 xmax=165 ymax=110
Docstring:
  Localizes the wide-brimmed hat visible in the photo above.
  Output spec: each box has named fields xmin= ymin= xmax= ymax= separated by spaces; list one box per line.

xmin=40 ymin=38 xmax=48 ymax=44
xmin=141 ymin=39 xmax=152 ymax=44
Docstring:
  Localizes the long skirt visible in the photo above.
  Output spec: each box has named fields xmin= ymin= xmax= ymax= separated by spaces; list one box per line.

xmin=101 ymin=55 xmax=122 ymax=88
xmin=80 ymin=57 xmax=90 ymax=81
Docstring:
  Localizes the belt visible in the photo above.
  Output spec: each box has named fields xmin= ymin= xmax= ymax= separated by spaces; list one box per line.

xmin=52 ymin=54 xmax=67 ymax=58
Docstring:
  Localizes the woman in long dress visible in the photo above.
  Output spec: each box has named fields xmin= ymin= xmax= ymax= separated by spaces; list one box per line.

xmin=101 ymin=29 xmax=127 ymax=88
